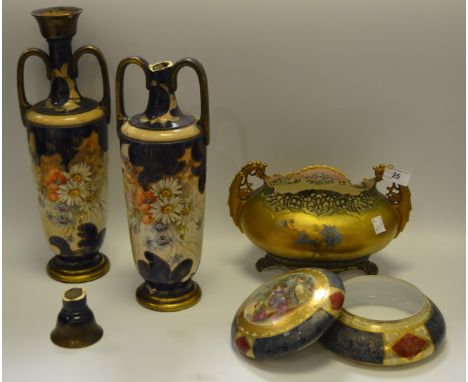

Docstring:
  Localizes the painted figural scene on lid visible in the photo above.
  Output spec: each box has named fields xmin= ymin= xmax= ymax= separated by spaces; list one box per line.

xmin=244 ymin=273 xmax=316 ymax=325
xmin=232 ymin=268 xmax=344 ymax=360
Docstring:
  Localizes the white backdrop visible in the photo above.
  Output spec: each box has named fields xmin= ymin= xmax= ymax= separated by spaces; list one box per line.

xmin=3 ymin=0 xmax=465 ymax=381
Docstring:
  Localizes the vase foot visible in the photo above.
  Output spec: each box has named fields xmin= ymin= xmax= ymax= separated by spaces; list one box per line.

xmin=136 ymin=281 xmax=201 ymax=312
xmin=47 ymin=253 xmax=110 ymax=283
xmin=255 ymin=253 xmax=379 ymax=275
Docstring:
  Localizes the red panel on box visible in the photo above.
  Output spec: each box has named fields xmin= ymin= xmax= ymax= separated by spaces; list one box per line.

xmin=329 ymin=292 xmax=344 ymax=310
xmin=392 ymin=333 xmax=428 ymax=358
xmin=235 ymin=336 xmax=251 ymax=354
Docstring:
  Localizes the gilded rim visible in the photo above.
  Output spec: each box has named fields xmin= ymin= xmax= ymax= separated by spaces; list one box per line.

xmin=339 ymin=297 xmax=432 ymax=333
xmin=265 ymin=164 xmax=370 ymax=195
xmin=136 ymin=282 xmax=201 ymax=312
xmin=32 ymin=7 xmax=83 ymax=18
xmin=339 ymin=275 xmax=431 ymax=332
xmin=268 ymin=164 xmax=348 ymax=182
xmin=149 ymin=61 xmax=174 ymax=72
xmin=47 ymin=254 xmax=110 ymax=283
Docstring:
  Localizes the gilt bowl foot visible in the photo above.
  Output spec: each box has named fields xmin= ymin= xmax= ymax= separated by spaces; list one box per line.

xmin=256 ymin=253 xmax=379 ymax=275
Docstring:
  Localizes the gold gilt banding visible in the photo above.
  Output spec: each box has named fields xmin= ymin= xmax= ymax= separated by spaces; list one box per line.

xmin=26 ymin=107 xmax=105 ymax=126
xmin=121 ymin=121 xmax=201 ymax=142
xmin=338 ymin=297 xmax=432 ymax=333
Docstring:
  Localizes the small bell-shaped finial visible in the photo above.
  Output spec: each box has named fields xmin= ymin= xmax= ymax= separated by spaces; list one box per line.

xmin=50 ymin=288 xmax=103 ymax=348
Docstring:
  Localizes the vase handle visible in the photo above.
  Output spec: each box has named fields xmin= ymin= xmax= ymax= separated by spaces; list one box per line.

xmin=373 ymin=164 xmax=412 ymax=237
xmin=115 ymin=56 xmax=150 ymax=131
xmin=17 ymin=48 xmax=50 ymax=126
xmin=72 ymin=46 xmax=111 ymax=123
xmin=172 ymin=58 xmax=210 ymax=145
xmin=228 ymin=161 xmax=268 ymax=231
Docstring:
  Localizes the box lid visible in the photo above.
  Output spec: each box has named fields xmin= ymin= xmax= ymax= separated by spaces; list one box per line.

xmin=231 ymin=268 xmax=344 ymax=360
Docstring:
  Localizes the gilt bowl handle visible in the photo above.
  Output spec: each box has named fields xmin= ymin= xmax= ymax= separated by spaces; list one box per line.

xmin=373 ymin=164 xmax=412 ymax=237
xmin=228 ymin=161 xmax=268 ymax=231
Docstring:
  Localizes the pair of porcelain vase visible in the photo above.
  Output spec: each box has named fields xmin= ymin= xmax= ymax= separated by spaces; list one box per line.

xmin=18 ymin=7 xmax=207 ymax=311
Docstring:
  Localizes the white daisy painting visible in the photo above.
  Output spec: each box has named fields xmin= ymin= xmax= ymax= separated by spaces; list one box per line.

xmin=33 ymin=135 xmax=107 ymax=235
xmin=150 ymin=177 xmax=182 ymax=199
xmin=68 ymin=163 xmax=92 ymax=183
xmin=121 ymin=146 xmax=205 ymax=272
xmin=150 ymin=196 xmax=184 ymax=224
xmin=57 ymin=181 xmax=90 ymax=206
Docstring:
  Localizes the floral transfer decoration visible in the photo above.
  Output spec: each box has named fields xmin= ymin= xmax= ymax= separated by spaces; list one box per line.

xmin=279 ymin=219 xmax=343 ymax=255
xmin=121 ymin=143 xmax=205 ymax=274
xmin=29 ymin=131 xmax=107 ymax=251
xmin=319 ymin=225 xmax=343 ymax=248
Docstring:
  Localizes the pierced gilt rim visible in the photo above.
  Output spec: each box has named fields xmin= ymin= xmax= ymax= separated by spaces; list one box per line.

xmin=268 ymin=164 xmax=348 ymax=182
xmin=264 ymin=164 xmax=372 ymax=196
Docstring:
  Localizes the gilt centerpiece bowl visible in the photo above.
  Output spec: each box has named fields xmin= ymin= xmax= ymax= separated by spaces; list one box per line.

xmin=228 ymin=162 xmax=411 ymax=274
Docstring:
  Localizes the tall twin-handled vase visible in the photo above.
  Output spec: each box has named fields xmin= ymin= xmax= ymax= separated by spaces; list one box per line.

xmin=116 ymin=57 xmax=209 ymax=311
xmin=17 ymin=7 xmax=111 ymax=283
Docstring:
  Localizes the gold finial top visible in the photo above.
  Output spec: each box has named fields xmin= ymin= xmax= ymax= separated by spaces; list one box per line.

xmin=32 ymin=7 xmax=83 ymax=40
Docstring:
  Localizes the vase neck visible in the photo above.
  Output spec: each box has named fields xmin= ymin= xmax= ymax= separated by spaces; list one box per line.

xmin=129 ymin=61 xmax=197 ymax=129
xmin=46 ymin=37 xmax=81 ymax=107
xmin=143 ymin=66 xmax=179 ymax=120
xmin=48 ymin=38 xmax=73 ymax=70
